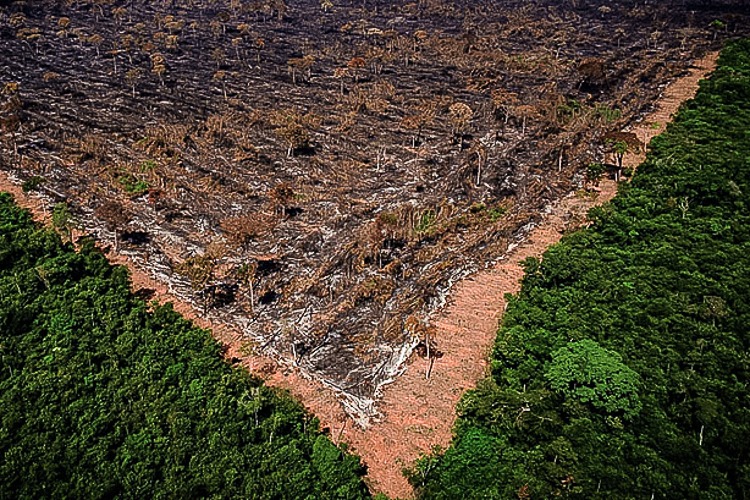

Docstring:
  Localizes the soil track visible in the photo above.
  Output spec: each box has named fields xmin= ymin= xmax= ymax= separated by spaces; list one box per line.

xmin=0 ymin=51 xmax=717 ymax=498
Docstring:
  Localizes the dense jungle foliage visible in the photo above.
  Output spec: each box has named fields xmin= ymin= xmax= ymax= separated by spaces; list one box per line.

xmin=0 ymin=197 xmax=369 ymax=499
xmin=410 ymin=39 xmax=750 ymax=499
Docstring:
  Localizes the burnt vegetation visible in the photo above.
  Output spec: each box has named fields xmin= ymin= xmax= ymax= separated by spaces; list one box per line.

xmin=1 ymin=0 xmax=748 ymax=419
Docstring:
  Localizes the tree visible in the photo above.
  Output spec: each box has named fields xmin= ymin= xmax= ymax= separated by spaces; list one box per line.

xmin=272 ymin=0 xmax=288 ymax=21
xmin=346 ymin=57 xmax=366 ymax=84
xmin=709 ymin=19 xmax=726 ymax=41
xmin=119 ymin=34 xmax=136 ymax=64
xmin=299 ymin=55 xmax=315 ymax=82
xmin=87 ymin=33 xmax=104 ymax=57
xmin=164 ymin=18 xmax=184 ymax=35
xmin=231 ymin=36 xmax=243 ymax=62
xmin=491 ymin=88 xmax=519 ymax=134
xmin=125 ymin=68 xmax=142 ymax=98
xmin=150 ymin=53 xmax=167 ymax=86
xmin=287 ymin=57 xmax=303 ymax=84
xmin=469 ymin=142 xmax=487 ymax=186
xmin=175 ymin=252 xmax=217 ymax=291
xmin=448 ymin=102 xmax=473 ymax=149
xmin=577 ymin=57 xmax=607 ymax=89
xmin=254 ymin=37 xmax=265 ymax=64
xmin=95 ymin=200 xmax=131 ymax=251
xmin=400 ymin=100 xmax=436 ymax=147
xmin=51 ymin=202 xmax=75 ymax=243
xmin=16 ymin=27 xmax=44 ymax=56
xmin=515 ymin=104 xmax=539 ymax=137
xmin=545 ymin=339 xmax=642 ymax=419
xmin=211 ymin=47 xmax=226 ymax=69
xmin=611 ymin=140 xmax=628 ymax=181
xmin=213 ymin=70 xmax=228 ymax=100
xmin=112 ymin=6 xmax=128 ymax=25
xmin=333 ymin=67 xmax=349 ymax=94
xmin=56 ymin=16 xmax=70 ymax=36
xmin=413 ymin=29 xmax=428 ymax=52
xmin=9 ymin=12 xmax=26 ymax=29
xmin=586 ymin=162 xmax=605 ymax=187
xmin=604 ymin=131 xmax=642 ymax=181
xmin=220 ymin=213 xmax=276 ymax=249
xmin=270 ymin=109 xmax=319 ymax=157
xmin=269 ymin=183 xmax=295 ymax=216
xmin=236 ymin=260 xmax=258 ymax=311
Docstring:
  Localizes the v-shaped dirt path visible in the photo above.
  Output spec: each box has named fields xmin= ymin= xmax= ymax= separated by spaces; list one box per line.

xmin=0 ymin=52 xmax=717 ymax=499
xmin=316 ymin=51 xmax=719 ymax=498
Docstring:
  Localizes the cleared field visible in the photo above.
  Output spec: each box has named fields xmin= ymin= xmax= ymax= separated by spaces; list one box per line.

xmin=1 ymin=0 xmax=746 ymax=420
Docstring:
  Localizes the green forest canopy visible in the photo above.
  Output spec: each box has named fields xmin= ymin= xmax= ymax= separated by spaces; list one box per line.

xmin=0 ymin=196 xmax=369 ymax=499
xmin=410 ymin=39 xmax=750 ymax=499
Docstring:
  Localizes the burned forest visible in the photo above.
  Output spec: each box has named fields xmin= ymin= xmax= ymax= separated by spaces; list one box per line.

xmin=1 ymin=0 xmax=747 ymax=422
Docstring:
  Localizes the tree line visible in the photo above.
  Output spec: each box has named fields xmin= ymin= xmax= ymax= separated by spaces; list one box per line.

xmin=0 ymin=194 xmax=370 ymax=499
xmin=408 ymin=38 xmax=750 ymax=499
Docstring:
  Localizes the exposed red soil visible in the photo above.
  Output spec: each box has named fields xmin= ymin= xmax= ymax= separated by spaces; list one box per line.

xmin=0 ymin=52 xmax=717 ymax=499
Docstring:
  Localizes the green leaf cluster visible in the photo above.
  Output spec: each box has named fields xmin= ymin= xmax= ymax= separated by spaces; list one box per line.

xmin=0 ymin=195 xmax=369 ymax=499
xmin=545 ymin=339 xmax=642 ymax=419
xmin=412 ymin=39 xmax=750 ymax=499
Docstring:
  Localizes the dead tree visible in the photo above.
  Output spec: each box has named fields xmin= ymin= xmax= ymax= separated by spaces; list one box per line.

xmin=270 ymin=109 xmax=320 ymax=157
xmin=491 ymin=88 xmax=519 ymax=136
xmin=333 ymin=67 xmax=349 ymax=94
xmin=448 ymin=102 xmax=473 ymax=150
xmin=95 ymin=200 xmax=131 ymax=252
xmin=346 ymin=57 xmax=366 ymax=84
xmin=577 ymin=57 xmax=607 ymax=90
xmin=269 ymin=183 xmax=295 ymax=217
xmin=515 ymin=104 xmax=539 ymax=137
xmin=470 ymin=142 xmax=488 ymax=186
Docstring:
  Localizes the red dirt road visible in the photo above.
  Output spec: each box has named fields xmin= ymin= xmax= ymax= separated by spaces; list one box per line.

xmin=0 ymin=52 xmax=717 ymax=500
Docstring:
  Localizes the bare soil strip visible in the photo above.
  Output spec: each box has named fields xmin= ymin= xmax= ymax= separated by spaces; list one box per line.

xmin=0 ymin=52 xmax=717 ymax=499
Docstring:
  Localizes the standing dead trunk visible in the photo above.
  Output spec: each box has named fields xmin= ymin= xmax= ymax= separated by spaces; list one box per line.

xmin=615 ymin=153 xmax=624 ymax=181
xmin=476 ymin=153 xmax=483 ymax=186
xmin=425 ymin=331 xmax=431 ymax=379
xmin=248 ymin=280 xmax=254 ymax=312
xmin=336 ymin=419 xmax=347 ymax=442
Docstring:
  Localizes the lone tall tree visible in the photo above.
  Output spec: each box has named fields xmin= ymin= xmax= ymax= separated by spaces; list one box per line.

xmin=604 ymin=131 xmax=642 ymax=181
